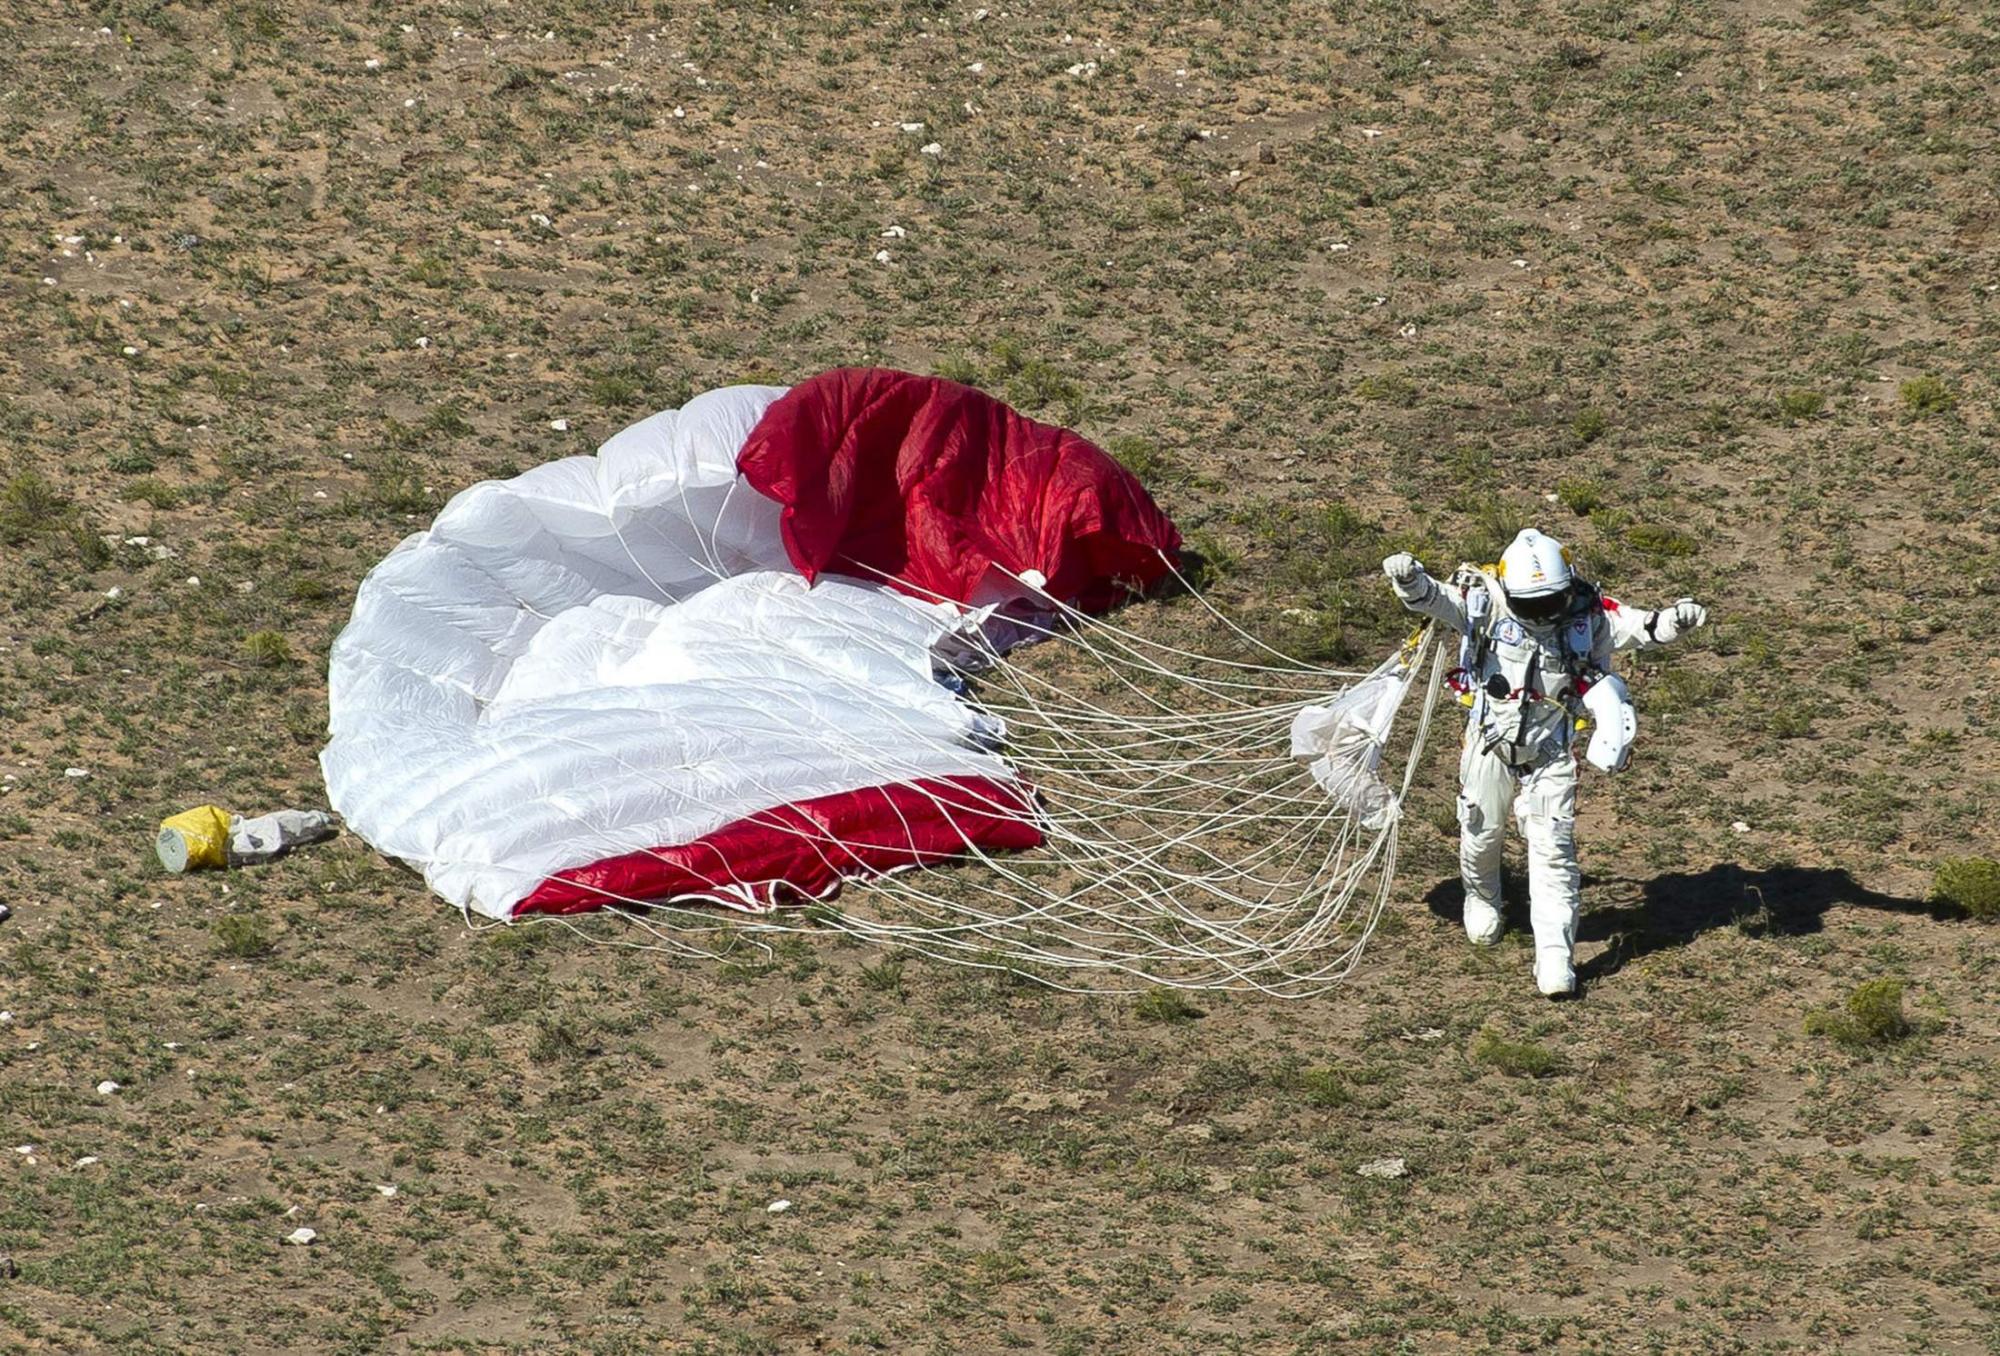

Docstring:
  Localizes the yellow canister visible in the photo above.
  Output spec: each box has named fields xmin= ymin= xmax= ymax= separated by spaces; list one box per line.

xmin=156 ymin=805 xmax=232 ymax=872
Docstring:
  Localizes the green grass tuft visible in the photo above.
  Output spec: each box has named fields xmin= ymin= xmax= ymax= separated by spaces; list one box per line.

xmin=1775 ymin=388 xmax=1825 ymax=422
xmin=1932 ymin=858 xmax=2000 ymax=920
xmin=242 ymin=631 xmax=293 ymax=666
xmin=1555 ymin=477 xmax=1605 ymax=515
xmin=1472 ymin=1029 xmax=1560 ymax=1078
xmin=1805 ymin=978 xmax=1913 ymax=1049
xmin=1135 ymin=989 xmax=1203 ymax=1024
xmin=1571 ymin=408 xmax=1610 ymax=443
xmin=214 ymin=914 xmax=275 ymax=958
xmin=1898 ymin=375 xmax=1954 ymax=415
xmin=1625 ymin=523 xmax=1695 ymax=558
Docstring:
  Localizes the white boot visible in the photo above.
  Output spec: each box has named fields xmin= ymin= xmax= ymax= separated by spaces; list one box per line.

xmin=1463 ymin=894 xmax=1503 ymax=946
xmin=1535 ymin=950 xmax=1577 ymax=998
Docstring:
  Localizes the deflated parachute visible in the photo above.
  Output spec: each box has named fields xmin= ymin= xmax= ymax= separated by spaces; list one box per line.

xmin=321 ymin=369 xmax=1180 ymax=921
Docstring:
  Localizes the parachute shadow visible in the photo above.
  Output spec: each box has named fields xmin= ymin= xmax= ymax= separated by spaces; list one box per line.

xmin=1578 ymin=864 xmax=1940 ymax=983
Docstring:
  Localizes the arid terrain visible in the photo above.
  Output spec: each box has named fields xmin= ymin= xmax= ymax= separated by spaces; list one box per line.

xmin=0 ymin=2 xmax=1996 ymax=1351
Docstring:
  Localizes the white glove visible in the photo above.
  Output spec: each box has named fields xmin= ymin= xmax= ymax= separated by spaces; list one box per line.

xmin=1381 ymin=553 xmax=1424 ymax=587
xmin=1650 ymin=598 xmax=1707 ymax=643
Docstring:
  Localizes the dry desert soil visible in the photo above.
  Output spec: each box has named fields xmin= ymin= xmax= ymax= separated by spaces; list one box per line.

xmin=0 ymin=2 xmax=1996 ymax=1352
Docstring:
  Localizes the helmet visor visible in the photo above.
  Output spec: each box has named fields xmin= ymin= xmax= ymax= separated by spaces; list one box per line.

xmin=1507 ymin=585 xmax=1572 ymax=624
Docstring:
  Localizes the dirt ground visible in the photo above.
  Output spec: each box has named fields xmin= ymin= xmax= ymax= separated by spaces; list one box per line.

xmin=1 ymin=1 xmax=1996 ymax=1351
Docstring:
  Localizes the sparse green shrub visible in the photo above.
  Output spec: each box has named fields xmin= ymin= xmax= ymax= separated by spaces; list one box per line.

xmin=859 ymin=955 xmax=906 ymax=993
xmin=243 ymin=631 xmax=293 ymax=666
xmin=1184 ymin=530 xmax=1240 ymax=588
xmin=1135 ymin=989 xmax=1202 ymax=1024
xmin=1353 ymin=373 xmax=1418 ymax=406
xmin=529 ymin=1013 xmax=594 ymax=1062
xmin=589 ymin=370 xmax=646 ymax=408
xmin=1293 ymin=1067 xmax=1349 ymax=1108
xmin=119 ymin=477 xmax=181 ymax=509
xmin=405 ymin=255 xmax=452 ymax=287
xmin=1625 ymin=522 xmax=1695 ymax=558
xmin=1933 ymin=858 xmax=2000 ymax=920
xmin=1473 ymin=1029 xmax=1560 ymax=1078
xmin=1775 ymin=389 xmax=1825 ymax=422
xmin=368 ymin=456 xmax=430 ymax=515
xmin=1106 ymin=435 xmax=1177 ymax=487
xmin=1571 ymin=408 xmax=1610 ymax=443
xmin=933 ymin=355 xmax=981 ymax=386
xmin=1555 ymin=477 xmax=1605 ymax=515
xmin=0 ymin=472 xmax=68 ymax=543
xmin=65 ymin=520 xmax=111 ymax=568
xmin=1898 ymin=375 xmax=1954 ymax=416
xmin=1805 ymin=978 xmax=1912 ymax=1049
xmin=214 ymin=914 xmax=274 ymax=958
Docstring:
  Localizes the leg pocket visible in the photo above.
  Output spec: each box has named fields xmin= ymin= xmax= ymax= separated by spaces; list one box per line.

xmin=1457 ymin=794 xmax=1484 ymax=835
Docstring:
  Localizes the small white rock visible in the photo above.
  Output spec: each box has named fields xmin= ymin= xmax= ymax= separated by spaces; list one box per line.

xmin=73 ymin=1156 xmax=100 ymax=1169
xmin=65 ymin=768 xmax=90 ymax=779
xmin=766 ymin=1199 xmax=792 ymax=1214
xmin=283 ymin=1227 xmax=317 ymax=1246
xmin=898 ymin=121 xmax=925 ymax=133
xmin=96 ymin=1080 xmax=120 ymax=1095
xmin=1731 ymin=821 xmax=1750 ymax=834
xmin=375 ymin=1184 xmax=398 ymax=1198
xmin=919 ymin=142 xmax=942 ymax=156
xmin=1356 ymin=1156 xmax=1407 ymax=1179
xmin=873 ymin=249 xmax=892 ymax=264
xmin=880 ymin=225 xmax=906 ymax=238
xmin=122 ymin=345 xmax=138 ymax=355
xmin=549 ymin=418 xmax=569 ymax=431
xmin=186 ymin=576 xmax=200 ymax=586
xmin=413 ymin=336 xmax=430 ymax=349
xmin=966 ymin=62 xmax=984 ymax=73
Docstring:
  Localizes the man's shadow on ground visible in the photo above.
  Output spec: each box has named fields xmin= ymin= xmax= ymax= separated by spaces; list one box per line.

xmin=1424 ymin=863 xmax=1945 ymax=985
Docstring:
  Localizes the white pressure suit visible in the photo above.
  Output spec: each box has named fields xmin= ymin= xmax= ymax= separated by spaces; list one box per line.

xmin=1383 ymin=529 xmax=1706 ymax=996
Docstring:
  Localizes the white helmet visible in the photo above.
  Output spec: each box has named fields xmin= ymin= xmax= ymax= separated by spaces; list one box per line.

xmin=1496 ymin=528 xmax=1576 ymax=621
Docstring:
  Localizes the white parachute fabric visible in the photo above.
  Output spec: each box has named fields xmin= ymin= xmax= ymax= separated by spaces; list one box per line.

xmin=323 ymin=378 xmax=1447 ymax=997
xmin=322 ymin=385 xmax=1010 ymax=917
xmin=1288 ymin=648 xmax=1417 ymax=832
xmin=590 ymin=574 xmax=1447 ymax=998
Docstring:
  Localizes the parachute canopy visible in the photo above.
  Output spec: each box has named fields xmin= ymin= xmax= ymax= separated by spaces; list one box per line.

xmin=322 ymin=369 xmax=1181 ymax=920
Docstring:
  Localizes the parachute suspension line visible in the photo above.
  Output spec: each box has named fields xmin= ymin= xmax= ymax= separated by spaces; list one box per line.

xmin=522 ymin=547 xmax=1447 ymax=997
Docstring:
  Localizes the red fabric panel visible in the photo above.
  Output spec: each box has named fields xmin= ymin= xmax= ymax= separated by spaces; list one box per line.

xmin=735 ymin=368 xmax=1182 ymax=611
xmin=514 ymin=775 xmax=1043 ymax=916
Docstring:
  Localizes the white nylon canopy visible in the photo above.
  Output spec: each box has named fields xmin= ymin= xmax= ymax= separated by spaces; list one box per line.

xmin=322 ymin=385 xmax=1009 ymax=917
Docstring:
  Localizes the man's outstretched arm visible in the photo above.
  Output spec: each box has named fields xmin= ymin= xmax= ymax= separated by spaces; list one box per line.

xmin=1601 ymin=594 xmax=1708 ymax=652
xmin=1382 ymin=554 xmax=1472 ymax=636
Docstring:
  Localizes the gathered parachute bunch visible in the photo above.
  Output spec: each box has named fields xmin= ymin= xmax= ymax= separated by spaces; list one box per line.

xmin=322 ymin=370 xmax=1444 ymax=997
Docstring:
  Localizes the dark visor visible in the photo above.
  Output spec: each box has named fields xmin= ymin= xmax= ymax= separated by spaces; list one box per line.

xmin=1508 ymin=586 xmax=1572 ymax=623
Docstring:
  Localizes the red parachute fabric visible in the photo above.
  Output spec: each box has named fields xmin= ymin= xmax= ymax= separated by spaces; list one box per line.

xmin=516 ymin=776 xmax=1042 ymax=916
xmin=515 ymin=371 xmax=1178 ymax=918
xmin=736 ymin=367 xmax=1182 ymax=611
